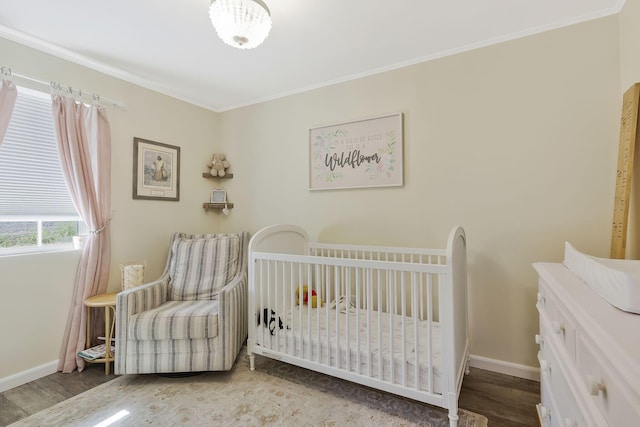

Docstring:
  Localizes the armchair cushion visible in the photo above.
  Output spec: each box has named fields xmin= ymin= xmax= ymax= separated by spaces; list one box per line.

xmin=169 ymin=235 xmax=240 ymax=301
xmin=128 ymin=300 xmax=219 ymax=340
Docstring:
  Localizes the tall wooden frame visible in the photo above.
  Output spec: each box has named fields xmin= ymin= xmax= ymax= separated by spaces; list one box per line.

xmin=611 ymin=83 xmax=640 ymax=259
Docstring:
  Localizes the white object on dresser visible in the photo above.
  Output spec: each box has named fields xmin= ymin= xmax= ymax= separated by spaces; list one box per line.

xmin=563 ymin=242 xmax=640 ymax=314
xmin=533 ymin=263 xmax=640 ymax=427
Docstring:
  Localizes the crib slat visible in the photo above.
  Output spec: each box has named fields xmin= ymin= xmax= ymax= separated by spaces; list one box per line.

xmin=314 ymin=263 xmax=320 ymax=362
xmin=377 ymin=268 xmax=383 ymax=381
xmin=306 ymin=265 xmax=312 ymax=360
xmin=273 ymin=261 xmax=280 ymax=351
xmin=413 ymin=272 xmax=419 ymax=390
xmin=401 ymin=271 xmax=407 ymax=388
xmin=389 ymin=269 xmax=395 ymax=385
xmin=297 ymin=265 xmax=303 ymax=356
xmin=334 ymin=264 xmax=340 ymax=370
xmin=355 ymin=267 xmax=360 ymax=375
xmin=324 ymin=263 xmax=330 ymax=365
xmin=427 ymin=273 xmax=434 ymax=394
xmin=366 ymin=269 xmax=372 ymax=378
xmin=345 ymin=267 xmax=351 ymax=373
xmin=256 ymin=260 xmax=262 ymax=345
xmin=286 ymin=262 xmax=296 ymax=354
xmin=261 ymin=260 xmax=267 ymax=346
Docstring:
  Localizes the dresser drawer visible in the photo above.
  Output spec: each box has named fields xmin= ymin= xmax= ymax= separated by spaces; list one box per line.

xmin=538 ymin=380 xmax=556 ymax=427
xmin=538 ymin=280 xmax=577 ymax=361
xmin=576 ymin=333 xmax=640 ymax=426
xmin=538 ymin=337 xmax=588 ymax=427
xmin=539 ymin=371 xmax=576 ymax=427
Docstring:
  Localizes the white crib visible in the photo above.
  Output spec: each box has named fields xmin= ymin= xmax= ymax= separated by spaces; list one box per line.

xmin=247 ymin=224 xmax=469 ymax=427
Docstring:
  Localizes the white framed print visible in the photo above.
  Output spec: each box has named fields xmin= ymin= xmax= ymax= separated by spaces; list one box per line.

xmin=309 ymin=113 xmax=403 ymax=190
xmin=210 ymin=188 xmax=227 ymax=203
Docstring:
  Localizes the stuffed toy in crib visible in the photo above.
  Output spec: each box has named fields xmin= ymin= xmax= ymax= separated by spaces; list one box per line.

xmin=257 ymin=308 xmax=289 ymax=336
xmin=296 ymin=285 xmax=324 ymax=308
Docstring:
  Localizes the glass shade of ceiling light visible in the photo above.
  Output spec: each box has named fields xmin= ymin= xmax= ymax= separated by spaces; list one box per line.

xmin=209 ymin=0 xmax=272 ymax=49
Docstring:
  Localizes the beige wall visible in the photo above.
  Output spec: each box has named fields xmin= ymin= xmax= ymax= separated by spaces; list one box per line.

xmin=0 ymin=9 xmax=630 ymax=382
xmin=0 ymin=37 xmax=220 ymax=380
xmin=1 ymin=251 xmax=80 ymax=377
xmin=218 ymin=16 xmax=621 ymax=369
xmin=619 ymin=0 xmax=640 ymax=90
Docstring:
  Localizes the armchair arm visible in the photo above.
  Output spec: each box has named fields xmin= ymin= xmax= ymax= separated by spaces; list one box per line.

xmin=216 ymin=270 xmax=248 ymax=370
xmin=115 ymin=275 xmax=169 ymax=374
xmin=117 ymin=275 xmax=170 ymax=315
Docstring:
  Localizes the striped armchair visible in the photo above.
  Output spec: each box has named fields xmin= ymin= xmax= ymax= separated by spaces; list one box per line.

xmin=115 ymin=232 xmax=249 ymax=374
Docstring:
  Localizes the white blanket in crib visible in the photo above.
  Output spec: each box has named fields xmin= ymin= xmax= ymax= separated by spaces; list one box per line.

xmin=255 ymin=305 xmax=443 ymax=394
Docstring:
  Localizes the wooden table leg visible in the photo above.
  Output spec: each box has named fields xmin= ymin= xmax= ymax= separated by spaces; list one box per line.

xmin=83 ymin=293 xmax=117 ymax=375
xmin=104 ymin=306 xmax=111 ymax=375
xmin=85 ymin=305 xmax=91 ymax=350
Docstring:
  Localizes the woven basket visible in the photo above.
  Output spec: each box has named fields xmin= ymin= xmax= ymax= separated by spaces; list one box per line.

xmin=120 ymin=262 xmax=146 ymax=290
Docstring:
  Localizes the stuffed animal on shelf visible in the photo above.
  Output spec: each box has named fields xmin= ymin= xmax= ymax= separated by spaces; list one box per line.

xmin=207 ymin=153 xmax=230 ymax=177
xmin=296 ymin=285 xmax=324 ymax=308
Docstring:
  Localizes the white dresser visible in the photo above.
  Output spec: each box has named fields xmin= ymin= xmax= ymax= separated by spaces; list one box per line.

xmin=533 ymin=263 xmax=640 ymax=427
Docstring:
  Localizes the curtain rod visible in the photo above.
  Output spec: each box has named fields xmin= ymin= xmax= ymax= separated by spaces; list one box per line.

xmin=1 ymin=66 xmax=126 ymax=110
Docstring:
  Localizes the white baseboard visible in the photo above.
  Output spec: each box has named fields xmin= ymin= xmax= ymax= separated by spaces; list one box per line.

xmin=469 ymin=354 xmax=540 ymax=381
xmin=0 ymin=360 xmax=59 ymax=393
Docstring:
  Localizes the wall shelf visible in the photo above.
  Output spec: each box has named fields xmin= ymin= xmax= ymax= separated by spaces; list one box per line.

xmin=202 ymin=172 xmax=233 ymax=179
xmin=203 ymin=202 xmax=234 ymax=211
xmin=202 ymin=172 xmax=234 ymax=211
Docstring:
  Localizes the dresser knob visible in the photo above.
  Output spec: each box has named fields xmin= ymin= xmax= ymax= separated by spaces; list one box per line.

xmin=586 ymin=375 xmax=605 ymax=396
xmin=552 ymin=320 xmax=565 ymax=334
xmin=537 ymin=351 xmax=551 ymax=371
xmin=535 ymin=334 xmax=544 ymax=345
xmin=539 ymin=404 xmax=551 ymax=419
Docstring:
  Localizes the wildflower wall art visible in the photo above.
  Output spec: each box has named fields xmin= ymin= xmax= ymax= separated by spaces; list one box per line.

xmin=309 ymin=113 xmax=403 ymax=190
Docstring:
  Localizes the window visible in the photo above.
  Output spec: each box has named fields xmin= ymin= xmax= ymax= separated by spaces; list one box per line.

xmin=0 ymin=86 xmax=83 ymax=255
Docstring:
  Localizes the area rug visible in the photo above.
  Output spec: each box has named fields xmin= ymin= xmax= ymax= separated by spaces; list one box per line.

xmin=11 ymin=352 xmax=487 ymax=426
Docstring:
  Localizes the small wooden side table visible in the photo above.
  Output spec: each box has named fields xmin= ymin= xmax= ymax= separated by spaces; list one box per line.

xmin=84 ymin=292 xmax=117 ymax=375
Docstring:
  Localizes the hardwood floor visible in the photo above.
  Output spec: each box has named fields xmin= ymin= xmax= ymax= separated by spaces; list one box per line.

xmin=1 ymin=364 xmax=539 ymax=426
xmin=459 ymin=369 xmax=540 ymax=426
xmin=0 ymin=364 xmax=114 ymax=426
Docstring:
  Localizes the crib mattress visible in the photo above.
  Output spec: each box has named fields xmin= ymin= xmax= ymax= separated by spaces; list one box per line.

xmin=254 ymin=306 xmax=443 ymax=394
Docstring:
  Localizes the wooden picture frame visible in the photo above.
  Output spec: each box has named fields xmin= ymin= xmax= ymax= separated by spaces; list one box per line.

xmin=309 ymin=113 xmax=403 ymax=190
xmin=133 ymin=137 xmax=180 ymax=201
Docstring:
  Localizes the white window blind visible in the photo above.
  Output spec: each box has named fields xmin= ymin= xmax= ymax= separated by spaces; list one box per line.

xmin=0 ymin=86 xmax=79 ymax=219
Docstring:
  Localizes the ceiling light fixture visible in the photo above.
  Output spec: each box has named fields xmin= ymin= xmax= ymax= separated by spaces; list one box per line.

xmin=209 ymin=0 xmax=272 ymax=50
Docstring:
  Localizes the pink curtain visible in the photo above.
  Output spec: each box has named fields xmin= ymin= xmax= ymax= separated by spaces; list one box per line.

xmin=0 ymin=79 xmax=17 ymax=144
xmin=53 ymin=95 xmax=112 ymax=373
